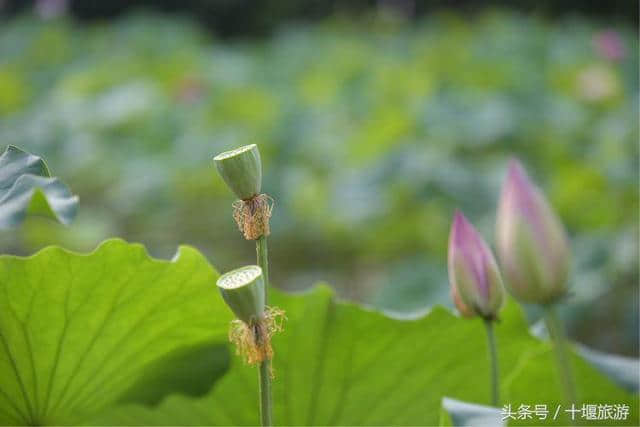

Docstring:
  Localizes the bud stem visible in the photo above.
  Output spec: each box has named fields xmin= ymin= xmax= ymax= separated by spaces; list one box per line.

xmin=256 ymin=234 xmax=272 ymax=426
xmin=543 ymin=305 xmax=577 ymax=408
xmin=483 ymin=319 xmax=499 ymax=406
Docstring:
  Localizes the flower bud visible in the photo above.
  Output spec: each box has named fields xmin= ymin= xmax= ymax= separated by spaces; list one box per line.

xmin=217 ymin=265 xmax=265 ymax=323
xmin=496 ymin=159 xmax=570 ymax=304
xmin=213 ymin=144 xmax=262 ymax=200
xmin=448 ymin=210 xmax=505 ymax=320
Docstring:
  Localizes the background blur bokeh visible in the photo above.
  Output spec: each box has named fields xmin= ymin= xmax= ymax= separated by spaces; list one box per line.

xmin=0 ymin=0 xmax=637 ymax=356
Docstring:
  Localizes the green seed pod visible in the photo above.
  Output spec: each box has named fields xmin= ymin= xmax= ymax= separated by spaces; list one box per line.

xmin=213 ymin=144 xmax=262 ymax=200
xmin=217 ymin=265 xmax=265 ymax=323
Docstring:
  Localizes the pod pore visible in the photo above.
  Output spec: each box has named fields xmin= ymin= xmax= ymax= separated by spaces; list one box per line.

xmin=232 ymin=193 xmax=273 ymax=240
xmin=229 ymin=306 xmax=286 ymax=370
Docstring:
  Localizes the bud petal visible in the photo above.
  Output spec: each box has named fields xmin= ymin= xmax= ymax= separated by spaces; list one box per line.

xmin=213 ymin=144 xmax=262 ymax=200
xmin=451 ymin=284 xmax=476 ymax=318
xmin=448 ymin=210 xmax=505 ymax=319
xmin=217 ymin=265 xmax=265 ymax=323
xmin=496 ymin=159 xmax=570 ymax=304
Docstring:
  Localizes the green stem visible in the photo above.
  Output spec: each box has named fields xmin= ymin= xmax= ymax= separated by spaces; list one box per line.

xmin=484 ymin=319 xmax=499 ymax=406
xmin=544 ymin=304 xmax=576 ymax=406
xmin=256 ymin=235 xmax=272 ymax=426
xmin=258 ymin=359 xmax=272 ymax=426
xmin=256 ymin=236 xmax=269 ymax=301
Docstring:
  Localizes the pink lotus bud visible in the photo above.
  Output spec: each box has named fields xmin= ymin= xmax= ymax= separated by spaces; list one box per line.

xmin=496 ymin=159 xmax=570 ymax=304
xmin=448 ymin=210 xmax=504 ymax=320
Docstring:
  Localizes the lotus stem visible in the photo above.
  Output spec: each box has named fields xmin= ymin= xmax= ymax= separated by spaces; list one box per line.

xmin=258 ymin=356 xmax=272 ymax=426
xmin=544 ymin=304 xmax=576 ymax=406
xmin=483 ymin=319 xmax=499 ymax=406
xmin=257 ymin=235 xmax=269 ymax=300
xmin=256 ymin=235 xmax=271 ymax=426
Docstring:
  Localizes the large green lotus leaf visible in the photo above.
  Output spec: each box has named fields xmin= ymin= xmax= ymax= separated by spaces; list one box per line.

xmin=574 ymin=344 xmax=639 ymax=393
xmin=0 ymin=239 xmax=232 ymax=425
xmin=0 ymin=145 xmax=78 ymax=228
xmin=505 ymin=347 xmax=638 ymax=426
xmin=115 ymin=342 xmax=230 ymax=407
xmin=530 ymin=320 xmax=639 ymax=394
xmin=95 ymin=287 xmax=638 ymax=426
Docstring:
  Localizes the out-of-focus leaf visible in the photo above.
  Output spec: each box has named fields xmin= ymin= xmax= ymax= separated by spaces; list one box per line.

xmin=0 ymin=145 xmax=78 ymax=228
xmin=371 ymin=258 xmax=449 ymax=314
xmin=441 ymin=397 xmax=504 ymax=427
xmin=0 ymin=239 xmax=231 ymax=425
xmin=95 ymin=290 xmax=638 ymax=426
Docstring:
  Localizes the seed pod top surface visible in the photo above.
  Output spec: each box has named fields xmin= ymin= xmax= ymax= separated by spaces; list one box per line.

xmin=214 ymin=144 xmax=262 ymax=200
xmin=448 ymin=210 xmax=505 ymax=320
xmin=217 ymin=265 xmax=265 ymax=323
xmin=496 ymin=159 xmax=570 ymax=304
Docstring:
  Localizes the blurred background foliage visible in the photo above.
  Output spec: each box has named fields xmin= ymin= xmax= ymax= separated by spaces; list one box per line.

xmin=2 ymin=0 xmax=636 ymax=37
xmin=0 ymin=1 xmax=637 ymax=357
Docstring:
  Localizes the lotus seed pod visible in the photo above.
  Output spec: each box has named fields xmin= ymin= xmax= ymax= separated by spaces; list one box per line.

xmin=213 ymin=144 xmax=262 ymax=200
xmin=448 ymin=210 xmax=505 ymax=320
xmin=217 ymin=265 xmax=265 ymax=323
xmin=496 ymin=159 xmax=570 ymax=304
